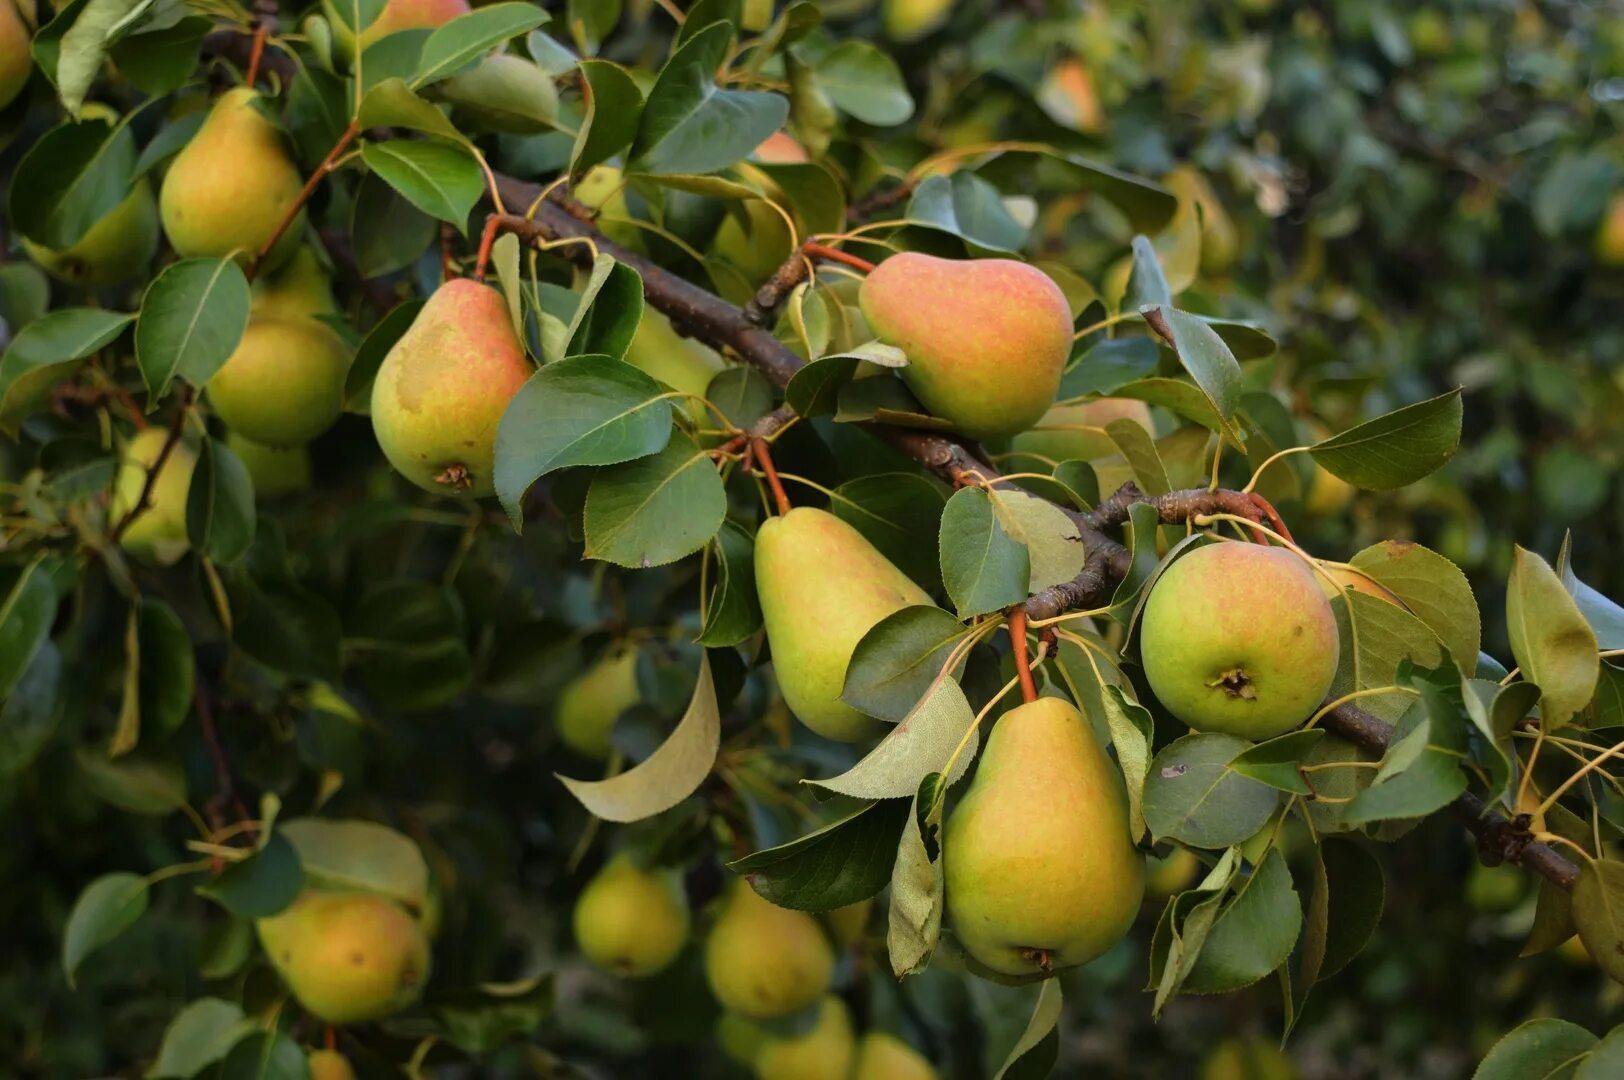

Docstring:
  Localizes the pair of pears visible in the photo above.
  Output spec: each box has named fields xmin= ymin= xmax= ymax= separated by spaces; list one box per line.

xmin=255 ymin=889 xmax=431 ymax=1024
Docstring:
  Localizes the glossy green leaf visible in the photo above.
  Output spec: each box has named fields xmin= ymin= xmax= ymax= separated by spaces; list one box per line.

xmin=582 ymin=431 xmax=727 ymax=568
xmin=63 ymin=872 xmax=148 ymax=987
xmin=1309 ymin=390 xmax=1464 ymax=490
xmin=361 ymin=140 xmax=483 ymax=230
xmin=135 ymin=258 xmax=251 ymax=400
xmin=729 ymin=797 xmax=911 ymax=911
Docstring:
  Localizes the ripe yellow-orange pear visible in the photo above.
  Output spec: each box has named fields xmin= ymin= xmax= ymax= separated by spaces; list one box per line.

xmin=0 ymin=0 xmax=31 ymax=110
xmin=255 ymin=890 xmax=430 ymax=1024
xmin=754 ymin=507 xmax=932 ymax=741
xmin=159 ymin=88 xmax=305 ymax=267
xmin=860 ymin=254 xmax=1070 ymax=441
xmin=943 ymin=697 xmax=1145 ymax=976
xmin=110 ymin=429 xmax=198 ymax=565
xmin=306 ymin=1050 xmax=356 ymax=1080
xmin=1139 ymin=543 xmax=1339 ymax=740
xmin=325 ymin=0 xmax=469 ymax=58
xmin=573 ymin=854 xmax=690 ymax=977
xmin=704 ymin=882 xmax=834 ymax=1020
xmin=370 ymin=279 xmax=533 ymax=498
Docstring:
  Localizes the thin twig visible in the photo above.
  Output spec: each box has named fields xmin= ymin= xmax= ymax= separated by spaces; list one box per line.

xmin=108 ymin=387 xmax=193 ymax=545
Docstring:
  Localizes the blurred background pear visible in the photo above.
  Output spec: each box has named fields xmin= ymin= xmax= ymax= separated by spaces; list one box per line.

xmin=704 ymin=882 xmax=833 ymax=1020
xmin=555 ymin=646 xmax=640 ymax=759
xmin=573 ymin=854 xmax=690 ymax=977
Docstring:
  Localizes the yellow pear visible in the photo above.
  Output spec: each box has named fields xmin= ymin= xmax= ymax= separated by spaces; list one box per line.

xmin=573 ymin=853 xmax=690 ymax=977
xmin=251 ymin=246 xmax=337 ymax=321
xmin=1598 ymin=193 xmax=1624 ymax=266
xmin=255 ymin=890 xmax=430 ymax=1024
xmin=944 ymin=697 xmax=1145 ymax=976
xmin=704 ymin=882 xmax=834 ymax=1020
xmin=306 ymin=1050 xmax=356 ymax=1080
xmin=883 ymin=0 xmax=952 ymax=41
xmin=370 ymin=278 xmax=533 ymax=498
xmin=1009 ymin=398 xmax=1154 ymax=464
xmin=0 ymin=0 xmax=30 ymax=110
xmin=717 ymin=1011 xmax=768 ymax=1065
xmin=825 ymin=899 xmax=872 ymax=948
xmin=159 ymin=88 xmax=305 ymax=266
xmin=554 ymin=646 xmax=640 ymax=759
xmin=228 ymin=433 xmax=312 ymax=497
xmin=855 ymin=1031 xmax=938 ymax=1080
xmin=754 ymin=507 xmax=933 ymax=742
xmin=752 ymin=996 xmax=856 ymax=1080
xmin=208 ymin=317 xmax=350 ymax=446
xmin=625 ymin=308 xmax=727 ymax=421
xmin=110 ymin=428 xmax=198 ymax=565
xmin=21 ymin=179 xmax=159 ymax=287
xmin=1202 ymin=1036 xmax=1297 ymax=1080
xmin=1145 ymin=846 xmax=1200 ymax=898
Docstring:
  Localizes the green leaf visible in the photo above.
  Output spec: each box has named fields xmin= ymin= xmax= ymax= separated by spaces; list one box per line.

xmin=812 ymin=677 xmax=976 ymax=799
xmin=728 ymin=797 xmax=912 ymax=910
xmin=987 ymin=487 xmax=1085 ymax=593
xmin=1123 ymin=235 xmax=1172 ymax=310
xmin=361 ymin=140 xmax=483 ymax=230
xmin=493 ymin=354 xmax=674 ymax=528
xmin=136 ymin=598 xmax=194 ymax=740
xmin=1341 ymin=711 xmax=1467 ymax=827
xmin=107 ymin=17 xmax=213 ymax=100
xmin=1099 ymin=685 xmax=1153 ymax=841
xmin=54 ymin=0 xmax=145 ymax=116
xmin=786 ymin=354 xmax=860 ymax=416
xmin=429 ymin=974 xmax=555 ymax=1055
xmin=357 ymin=77 xmax=469 ymax=142
xmin=216 ymin=1031 xmax=310 ymax=1080
xmin=1142 ymin=732 xmax=1281 ymax=849
xmin=843 ymin=605 xmax=971 ymax=723
xmin=1508 ymin=545 xmax=1600 ymax=726
xmin=149 ymin=997 xmax=255 ymax=1079
xmin=230 ymin=573 xmax=343 ymax=681
xmin=135 ymin=258 xmax=252 ymax=400
xmin=196 ymin=832 xmax=304 ymax=919
xmin=1051 ymin=152 xmax=1178 ymax=234
xmin=348 ymin=581 xmax=471 ymax=710
xmin=1105 ymin=416 xmax=1171 ymax=495
xmin=1349 ymin=541 xmax=1481 ymax=675
xmin=905 ymin=173 xmax=1028 ymax=254
xmin=62 ymin=872 xmax=149 ymax=987
xmin=344 ymin=298 xmax=423 ymax=407
xmin=1308 ymin=389 xmax=1463 ymax=490
xmin=186 ymin=438 xmax=256 ymax=565
xmin=631 ymin=22 xmax=788 ymax=175
xmin=0 ymin=643 xmax=64 ymax=779
xmin=1229 ymin=730 xmax=1326 ymax=795
xmin=570 ymin=59 xmax=644 ymax=175
xmin=0 ymin=557 xmax=59 ymax=700
xmin=582 ymin=431 xmax=727 ymax=568
xmin=279 ymin=818 xmax=429 ymax=911
xmin=888 ymin=779 xmax=944 ymax=977
xmin=1320 ymin=839 xmax=1385 ymax=979
xmin=698 ymin=520 xmax=762 ymax=647
xmin=1144 ymin=306 xmax=1245 ymax=444
xmin=1574 ymin=859 xmax=1624 ymax=987
xmin=1558 ymin=533 xmax=1624 ymax=651
xmin=0 ymin=309 xmax=134 ymax=427
xmin=813 ymin=39 xmax=914 ymax=126
xmin=1185 ymin=848 xmax=1302 ymax=993
xmin=1474 ymin=1019 xmax=1598 ymax=1080
xmin=831 ymin=472 xmax=948 ymax=592
xmin=8 ymin=117 xmax=136 ymax=249
xmin=350 ymin=171 xmax=437 ymax=279
xmin=558 ymin=651 xmax=719 ymax=821
xmin=412 ymin=3 xmax=550 ymax=88
xmin=567 ymin=255 xmax=644 ymax=360
xmin=77 ymin=747 xmax=188 ymax=814
xmin=357 ymin=29 xmax=433 ymax=98
xmin=1575 ymin=1025 xmax=1624 ymax=1080
xmin=939 ymin=486 xmax=1029 ymax=619
xmin=993 ymin=980 xmax=1062 ymax=1080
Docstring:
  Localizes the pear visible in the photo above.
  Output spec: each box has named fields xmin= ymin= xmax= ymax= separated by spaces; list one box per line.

xmin=326 ymin=0 xmax=469 ymax=58
xmin=754 ymin=507 xmax=933 ymax=742
xmin=625 ymin=308 xmax=727 ymax=422
xmin=251 ymin=246 xmax=337 ymax=321
xmin=713 ymin=198 xmax=794 ymax=289
xmin=555 ymin=646 xmax=640 ymax=759
xmin=370 ymin=279 xmax=533 ymax=498
xmin=159 ymin=88 xmax=305 ymax=267
xmin=855 ymin=1032 xmax=938 ymax=1080
xmin=229 ymin=433 xmax=312 ymax=497
xmin=1165 ymin=166 xmax=1239 ymax=274
xmin=436 ymin=53 xmax=557 ymax=134
xmin=1597 ymin=193 xmax=1624 ymax=267
xmin=859 ymin=254 xmax=1070 ymax=441
xmin=255 ymin=889 xmax=430 ymax=1024
xmin=307 ymin=1050 xmax=356 ymax=1080
xmin=1145 ymin=846 xmax=1200 ymax=899
xmin=209 ymin=317 xmax=350 ymax=446
xmin=1202 ymin=1036 xmax=1298 ymax=1080
xmin=573 ymin=853 xmax=690 ymax=977
xmin=943 ymin=697 xmax=1144 ymax=976
xmin=1139 ymin=543 xmax=1339 ymax=740
xmin=1303 ymin=461 xmax=1354 ymax=516
xmin=1009 ymin=398 xmax=1154 ymax=464
xmin=717 ymin=1011 xmax=768 ymax=1066
xmin=883 ymin=0 xmax=953 ymax=41
xmin=21 ymin=179 xmax=158 ymax=287
xmin=751 ymin=996 xmax=855 ymax=1080
xmin=825 ymin=898 xmax=871 ymax=948
xmin=704 ymin=882 xmax=834 ymax=1020
xmin=753 ymin=130 xmax=809 ymax=164
xmin=0 ymin=0 xmax=29 ymax=110
xmin=573 ymin=165 xmax=645 ymax=252
xmin=110 ymin=428 xmax=198 ymax=565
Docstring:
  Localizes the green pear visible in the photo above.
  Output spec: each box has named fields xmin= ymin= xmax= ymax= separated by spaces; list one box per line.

xmin=824 ymin=898 xmax=871 ymax=948
xmin=307 ymin=1050 xmax=356 ymax=1080
xmin=717 ymin=1011 xmax=768 ymax=1066
xmin=1139 ymin=543 xmax=1339 ymax=740
xmin=436 ymin=53 xmax=558 ymax=134
xmin=573 ymin=853 xmax=690 ymax=977
xmin=21 ymin=179 xmax=158 ymax=287
xmin=159 ymin=88 xmax=305 ymax=266
xmin=1008 ymin=398 xmax=1154 ymax=464
xmin=713 ymin=198 xmax=794 ymax=287
xmin=110 ymin=428 xmax=198 ymax=565
xmin=855 ymin=1032 xmax=938 ymax=1080
xmin=1597 ymin=193 xmax=1624 ymax=267
xmin=555 ymin=646 xmax=640 ymax=759
xmin=859 ymin=253 xmax=1070 ymax=441
xmin=370 ymin=278 xmax=533 ymax=498
xmin=573 ymin=165 xmax=645 ymax=252
xmin=209 ymin=317 xmax=350 ymax=445
xmin=943 ymin=697 xmax=1144 ymax=976
xmin=883 ymin=0 xmax=953 ymax=41
xmin=325 ymin=0 xmax=469 ymax=58
xmin=754 ymin=507 xmax=933 ymax=742
xmin=1145 ymin=846 xmax=1200 ymax=899
xmin=228 ymin=433 xmax=312 ymax=497
xmin=0 ymin=0 xmax=30 ymax=110
xmin=251 ymin=246 xmax=336 ymax=321
xmin=704 ymin=882 xmax=833 ymax=1020
xmin=1202 ymin=1036 xmax=1297 ymax=1080
xmin=255 ymin=889 xmax=430 ymax=1024
xmin=625 ymin=308 xmax=728 ymax=414
xmin=752 ymin=996 xmax=855 ymax=1080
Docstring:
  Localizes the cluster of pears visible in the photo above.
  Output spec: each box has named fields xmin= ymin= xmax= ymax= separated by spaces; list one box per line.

xmin=255 ymin=888 xmax=431 ymax=1024
xmin=1139 ymin=541 xmax=1341 ymax=741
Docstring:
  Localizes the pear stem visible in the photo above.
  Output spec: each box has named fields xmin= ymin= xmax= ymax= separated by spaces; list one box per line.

xmin=1008 ymin=608 xmax=1038 ymax=704
xmin=752 ymin=437 xmax=792 ymax=515
xmin=246 ymin=119 xmax=361 ymax=284
xmin=803 ymin=242 xmax=875 ymax=274
xmin=244 ymin=24 xmax=267 ymax=89
xmin=473 ymin=215 xmax=504 ymax=282
xmin=108 ymin=385 xmax=193 ymax=545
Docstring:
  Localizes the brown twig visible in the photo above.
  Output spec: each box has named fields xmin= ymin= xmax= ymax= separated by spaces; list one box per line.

xmin=849 ymin=179 xmax=915 ymax=222
xmin=1008 ymin=608 xmax=1037 ymax=704
xmin=108 ymin=387 xmax=193 ymax=545
xmin=752 ymin=437 xmax=792 ymax=515
xmin=243 ymin=23 xmax=267 ymax=88
xmin=803 ymin=241 xmax=875 ymax=274
xmin=246 ymin=119 xmax=361 ymax=283
xmin=473 ymin=215 xmax=503 ymax=282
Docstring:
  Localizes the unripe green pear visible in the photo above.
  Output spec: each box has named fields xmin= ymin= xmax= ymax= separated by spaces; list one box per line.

xmin=255 ymin=890 xmax=430 ymax=1024
xmin=252 ymin=246 xmax=336 ymax=321
xmin=883 ymin=0 xmax=953 ymax=41
xmin=370 ymin=278 xmax=533 ymax=498
xmin=573 ymin=853 xmax=690 ymax=977
xmin=1139 ymin=543 xmax=1339 ymax=740
xmin=752 ymin=996 xmax=855 ymax=1080
xmin=21 ymin=179 xmax=158 ymax=287
xmin=1202 ymin=1036 xmax=1297 ymax=1080
xmin=209 ymin=317 xmax=350 ymax=445
xmin=754 ymin=507 xmax=933 ymax=742
xmin=1009 ymin=398 xmax=1153 ymax=464
xmin=704 ymin=882 xmax=834 ymax=1020
xmin=825 ymin=898 xmax=871 ymax=948
xmin=944 ymin=697 xmax=1144 ymax=976
xmin=324 ymin=0 xmax=469 ymax=58
xmin=554 ymin=646 xmax=640 ymax=759
xmin=228 ymin=433 xmax=312 ymax=497
xmin=855 ymin=1031 xmax=938 ymax=1080
xmin=573 ymin=165 xmax=645 ymax=252
xmin=0 ymin=0 xmax=30 ymax=110
xmin=110 ymin=428 xmax=199 ymax=565
xmin=717 ymin=1011 xmax=768 ymax=1065
xmin=1145 ymin=846 xmax=1200 ymax=898
xmin=1303 ymin=461 xmax=1354 ymax=516
xmin=625 ymin=308 xmax=727 ymax=421
xmin=436 ymin=53 xmax=557 ymax=133
xmin=307 ymin=1050 xmax=356 ymax=1080
xmin=860 ymin=253 xmax=1070 ymax=441
xmin=159 ymin=88 xmax=305 ymax=267
xmin=1596 ymin=193 xmax=1624 ymax=267
xmin=713 ymin=198 xmax=794 ymax=286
